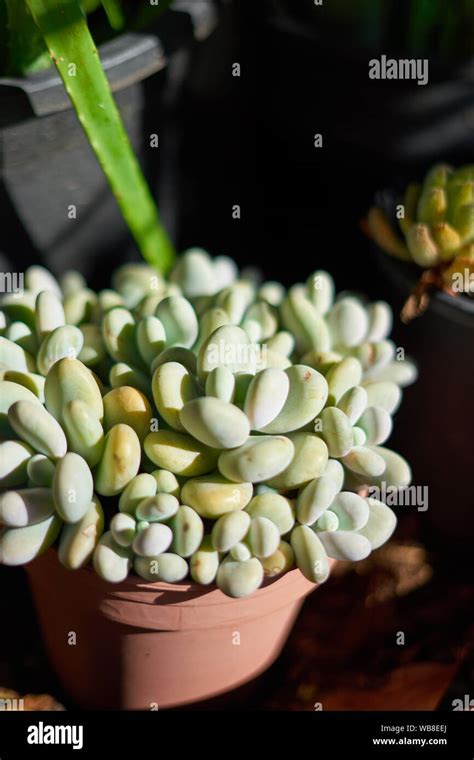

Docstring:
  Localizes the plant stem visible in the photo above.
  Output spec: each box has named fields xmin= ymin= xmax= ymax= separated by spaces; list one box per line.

xmin=25 ymin=0 xmax=175 ymax=272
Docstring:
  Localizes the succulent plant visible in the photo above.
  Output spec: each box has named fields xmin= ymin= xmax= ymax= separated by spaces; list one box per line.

xmin=0 ymin=250 xmax=416 ymax=597
xmin=398 ymin=165 xmax=474 ymax=266
xmin=368 ymin=163 xmax=474 ymax=299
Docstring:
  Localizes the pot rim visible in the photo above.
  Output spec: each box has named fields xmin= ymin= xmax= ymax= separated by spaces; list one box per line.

xmin=41 ymin=545 xmax=319 ymax=593
xmin=0 ymin=32 xmax=167 ymax=122
xmin=32 ymin=547 xmax=326 ymax=604
xmin=0 ymin=1 xmax=218 ymax=122
xmin=28 ymin=549 xmax=328 ymax=631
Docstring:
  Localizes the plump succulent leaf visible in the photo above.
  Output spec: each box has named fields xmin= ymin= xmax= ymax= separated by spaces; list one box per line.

xmin=0 ymin=254 xmax=411 ymax=597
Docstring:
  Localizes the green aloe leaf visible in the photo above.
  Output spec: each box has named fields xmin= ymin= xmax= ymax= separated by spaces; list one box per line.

xmin=5 ymin=0 xmax=50 ymax=75
xmin=130 ymin=0 xmax=174 ymax=30
xmin=0 ymin=1 xmax=8 ymax=74
xmin=101 ymin=0 xmax=124 ymax=31
xmin=25 ymin=0 xmax=175 ymax=272
xmin=80 ymin=0 xmax=102 ymax=12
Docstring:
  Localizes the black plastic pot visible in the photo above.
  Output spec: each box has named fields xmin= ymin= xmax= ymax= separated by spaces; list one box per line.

xmin=371 ymin=192 xmax=474 ymax=553
xmin=0 ymin=3 xmax=217 ymax=283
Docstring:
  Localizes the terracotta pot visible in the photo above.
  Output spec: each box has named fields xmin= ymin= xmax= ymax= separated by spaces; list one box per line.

xmin=26 ymin=550 xmax=326 ymax=709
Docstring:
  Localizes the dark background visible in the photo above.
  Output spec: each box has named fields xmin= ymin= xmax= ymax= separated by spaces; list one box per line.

xmin=174 ymin=0 xmax=474 ymax=292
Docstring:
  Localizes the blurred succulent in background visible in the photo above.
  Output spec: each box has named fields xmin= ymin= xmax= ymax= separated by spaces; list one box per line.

xmin=368 ymin=164 xmax=474 ymax=312
xmin=397 ymin=165 xmax=474 ymax=267
xmin=0 ymin=251 xmax=416 ymax=597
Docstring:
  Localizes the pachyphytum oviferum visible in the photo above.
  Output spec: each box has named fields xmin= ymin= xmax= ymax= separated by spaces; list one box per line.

xmin=0 ymin=249 xmax=416 ymax=596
